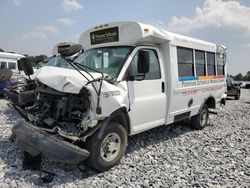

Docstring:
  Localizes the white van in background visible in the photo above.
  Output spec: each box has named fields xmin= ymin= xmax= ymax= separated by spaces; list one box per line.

xmin=0 ymin=52 xmax=24 ymax=73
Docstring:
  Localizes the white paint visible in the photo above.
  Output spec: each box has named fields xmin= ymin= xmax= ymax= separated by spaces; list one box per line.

xmin=79 ymin=21 xmax=217 ymax=52
xmin=33 ymin=21 xmax=227 ymax=135
xmin=32 ymin=66 xmax=102 ymax=94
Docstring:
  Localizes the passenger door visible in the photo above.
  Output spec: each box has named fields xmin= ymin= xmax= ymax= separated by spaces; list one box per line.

xmin=127 ymin=47 xmax=166 ymax=134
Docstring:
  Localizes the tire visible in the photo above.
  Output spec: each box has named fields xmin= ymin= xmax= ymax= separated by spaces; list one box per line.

xmin=191 ymin=104 xmax=209 ymax=130
xmin=85 ymin=121 xmax=127 ymax=172
xmin=234 ymin=92 xmax=240 ymax=100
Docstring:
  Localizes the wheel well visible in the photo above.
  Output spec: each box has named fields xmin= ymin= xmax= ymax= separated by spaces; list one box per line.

xmin=205 ymin=96 xmax=216 ymax=109
xmin=109 ymin=107 xmax=130 ymax=134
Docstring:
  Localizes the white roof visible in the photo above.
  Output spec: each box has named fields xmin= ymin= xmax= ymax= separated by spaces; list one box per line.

xmin=79 ymin=21 xmax=221 ymax=52
xmin=0 ymin=52 xmax=25 ymax=59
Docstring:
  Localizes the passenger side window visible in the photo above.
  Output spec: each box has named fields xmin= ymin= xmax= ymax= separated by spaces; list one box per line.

xmin=217 ymin=52 xmax=225 ymax=75
xmin=0 ymin=62 xmax=7 ymax=69
xmin=195 ymin=50 xmax=206 ymax=76
xmin=129 ymin=49 xmax=161 ymax=80
xmin=207 ymin=52 xmax=216 ymax=76
xmin=8 ymin=62 xmax=16 ymax=70
xmin=177 ymin=47 xmax=194 ymax=77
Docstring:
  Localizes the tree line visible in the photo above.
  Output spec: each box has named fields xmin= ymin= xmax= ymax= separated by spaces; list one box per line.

xmin=230 ymin=71 xmax=250 ymax=81
xmin=23 ymin=54 xmax=48 ymax=67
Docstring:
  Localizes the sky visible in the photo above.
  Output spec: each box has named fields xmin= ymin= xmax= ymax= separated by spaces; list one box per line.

xmin=0 ymin=0 xmax=250 ymax=75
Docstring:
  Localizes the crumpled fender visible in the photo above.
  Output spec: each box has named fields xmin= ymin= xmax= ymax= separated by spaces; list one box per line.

xmin=87 ymin=80 xmax=129 ymax=118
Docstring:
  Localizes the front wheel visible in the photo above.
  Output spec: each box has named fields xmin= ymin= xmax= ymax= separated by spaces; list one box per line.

xmin=85 ymin=122 xmax=127 ymax=172
xmin=235 ymin=91 xmax=240 ymax=100
xmin=191 ymin=104 xmax=209 ymax=130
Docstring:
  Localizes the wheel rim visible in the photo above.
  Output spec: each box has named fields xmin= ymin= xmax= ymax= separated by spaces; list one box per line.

xmin=200 ymin=109 xmax=208 ymax=126
xmin=100 ymin=133 xmax=121 ymax=162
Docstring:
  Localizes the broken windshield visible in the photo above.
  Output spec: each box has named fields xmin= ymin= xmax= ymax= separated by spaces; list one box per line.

xmin=46 ymin=56 xmax=70 ymax=68
xmin=74 ymin=46 xmax=133 ymax=79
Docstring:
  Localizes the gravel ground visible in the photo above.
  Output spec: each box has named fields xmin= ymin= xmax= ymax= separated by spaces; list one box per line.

xmin=0 ymin=89 xmax=250 ymax=187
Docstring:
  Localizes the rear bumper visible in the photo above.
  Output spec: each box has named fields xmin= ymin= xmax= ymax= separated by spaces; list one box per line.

xmin=12 ymin=120 xmax=90 ymax=164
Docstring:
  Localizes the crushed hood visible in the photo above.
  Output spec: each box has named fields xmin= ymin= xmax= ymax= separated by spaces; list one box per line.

xmin=32 ymin=66 xmax=102 ymax=94
xmin=32 ymin=66 xmax=129 ymax=118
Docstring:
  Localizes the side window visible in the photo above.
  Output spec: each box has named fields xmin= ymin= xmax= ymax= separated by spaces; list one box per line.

xmin=130 ymin=49 xmax=161 ymax=80
xmin=8 ymin=62 xmax=17 ymax=70
xmin=217 ymin=52 xmax=225 ymax=75
xmin=177 ymin=47 xmax=194 ymax=77
xmin=207 ymin=52 xmax=216 ymax=76
xmin=195 ymin=50 xmax=206 ymax=76
xmin=0 ymin=62 xmax=7 ymax=69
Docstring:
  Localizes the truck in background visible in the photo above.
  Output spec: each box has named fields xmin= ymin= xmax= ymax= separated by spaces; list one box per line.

xmin=11 ymin=21 xmax=227 ymax=171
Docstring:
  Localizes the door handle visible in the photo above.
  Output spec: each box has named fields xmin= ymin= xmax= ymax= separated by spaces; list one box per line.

xmin=161 ymin=82 xmax=165 ymax=93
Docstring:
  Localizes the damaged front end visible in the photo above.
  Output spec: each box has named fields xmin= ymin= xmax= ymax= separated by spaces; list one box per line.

xmin=10 ymin=45 xmax=130 ymax=169
xmin=12 ymin=120 xmax=90 ymax=164
xmin=11 ymin=81 xmax=98 ymax=164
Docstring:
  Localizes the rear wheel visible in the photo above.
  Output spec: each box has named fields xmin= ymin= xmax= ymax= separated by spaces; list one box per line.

xmin=85 ymin=121 xmax=127 ymax=172
xmin=191 ymin=104 xmax=209 ymax=130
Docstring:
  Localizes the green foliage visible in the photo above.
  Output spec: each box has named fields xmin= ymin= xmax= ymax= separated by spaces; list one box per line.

xmin=25 ymin=54 xmax=48 ymax=67
xmin=234 ymin=73 xmax=243 ymax=81
xmin=0 ymin=48 xmax=4 ymax=52
xmin=232 ymin=71 xmax=250 ymax=81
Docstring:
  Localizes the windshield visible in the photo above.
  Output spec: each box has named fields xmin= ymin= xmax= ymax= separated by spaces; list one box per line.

xmin=227 ymin=77 xmax=235 ymax=86
xmin=74 ymin=46 xmax=133 ymax=79
xmin=45 ymin=56 xmax=71 ymax=68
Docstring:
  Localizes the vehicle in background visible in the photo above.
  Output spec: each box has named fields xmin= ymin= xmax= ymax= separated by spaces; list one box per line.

xmin=0 ymin=68 xmax=12 ymax=96
xmin=245 ymin=83 xmax=250 ymax=89
xmin=0 ymin=52 xmax=25 ymax=74
xmin=10 ymin=21 xmax=227 ymax=171
xmin=0 ymin=52 xmax=25 ymax=96
xmin=226 ymin=77 xmax=241 ymax=100
xmin=235 ymin=81 xmax=243 ymax=88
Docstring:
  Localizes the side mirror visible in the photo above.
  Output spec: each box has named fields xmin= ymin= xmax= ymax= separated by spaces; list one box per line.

xmin=137 ymin=50 xmax=150 ymax=74
xmin=59 ymin=44 xmax=82 ymax=57
xmin=18 ymin=58 xmax=34 ymax=77
xmin=17 ymin=60 xmax=23 ymax=71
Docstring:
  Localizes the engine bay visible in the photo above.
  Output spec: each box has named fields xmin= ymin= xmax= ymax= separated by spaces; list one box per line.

xmin=19 ymin=82 xmax=93 ymax=141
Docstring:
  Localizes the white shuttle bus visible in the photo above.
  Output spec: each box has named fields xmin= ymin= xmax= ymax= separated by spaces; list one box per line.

xmin=12 ymin=21 xmax=227 ymax=171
